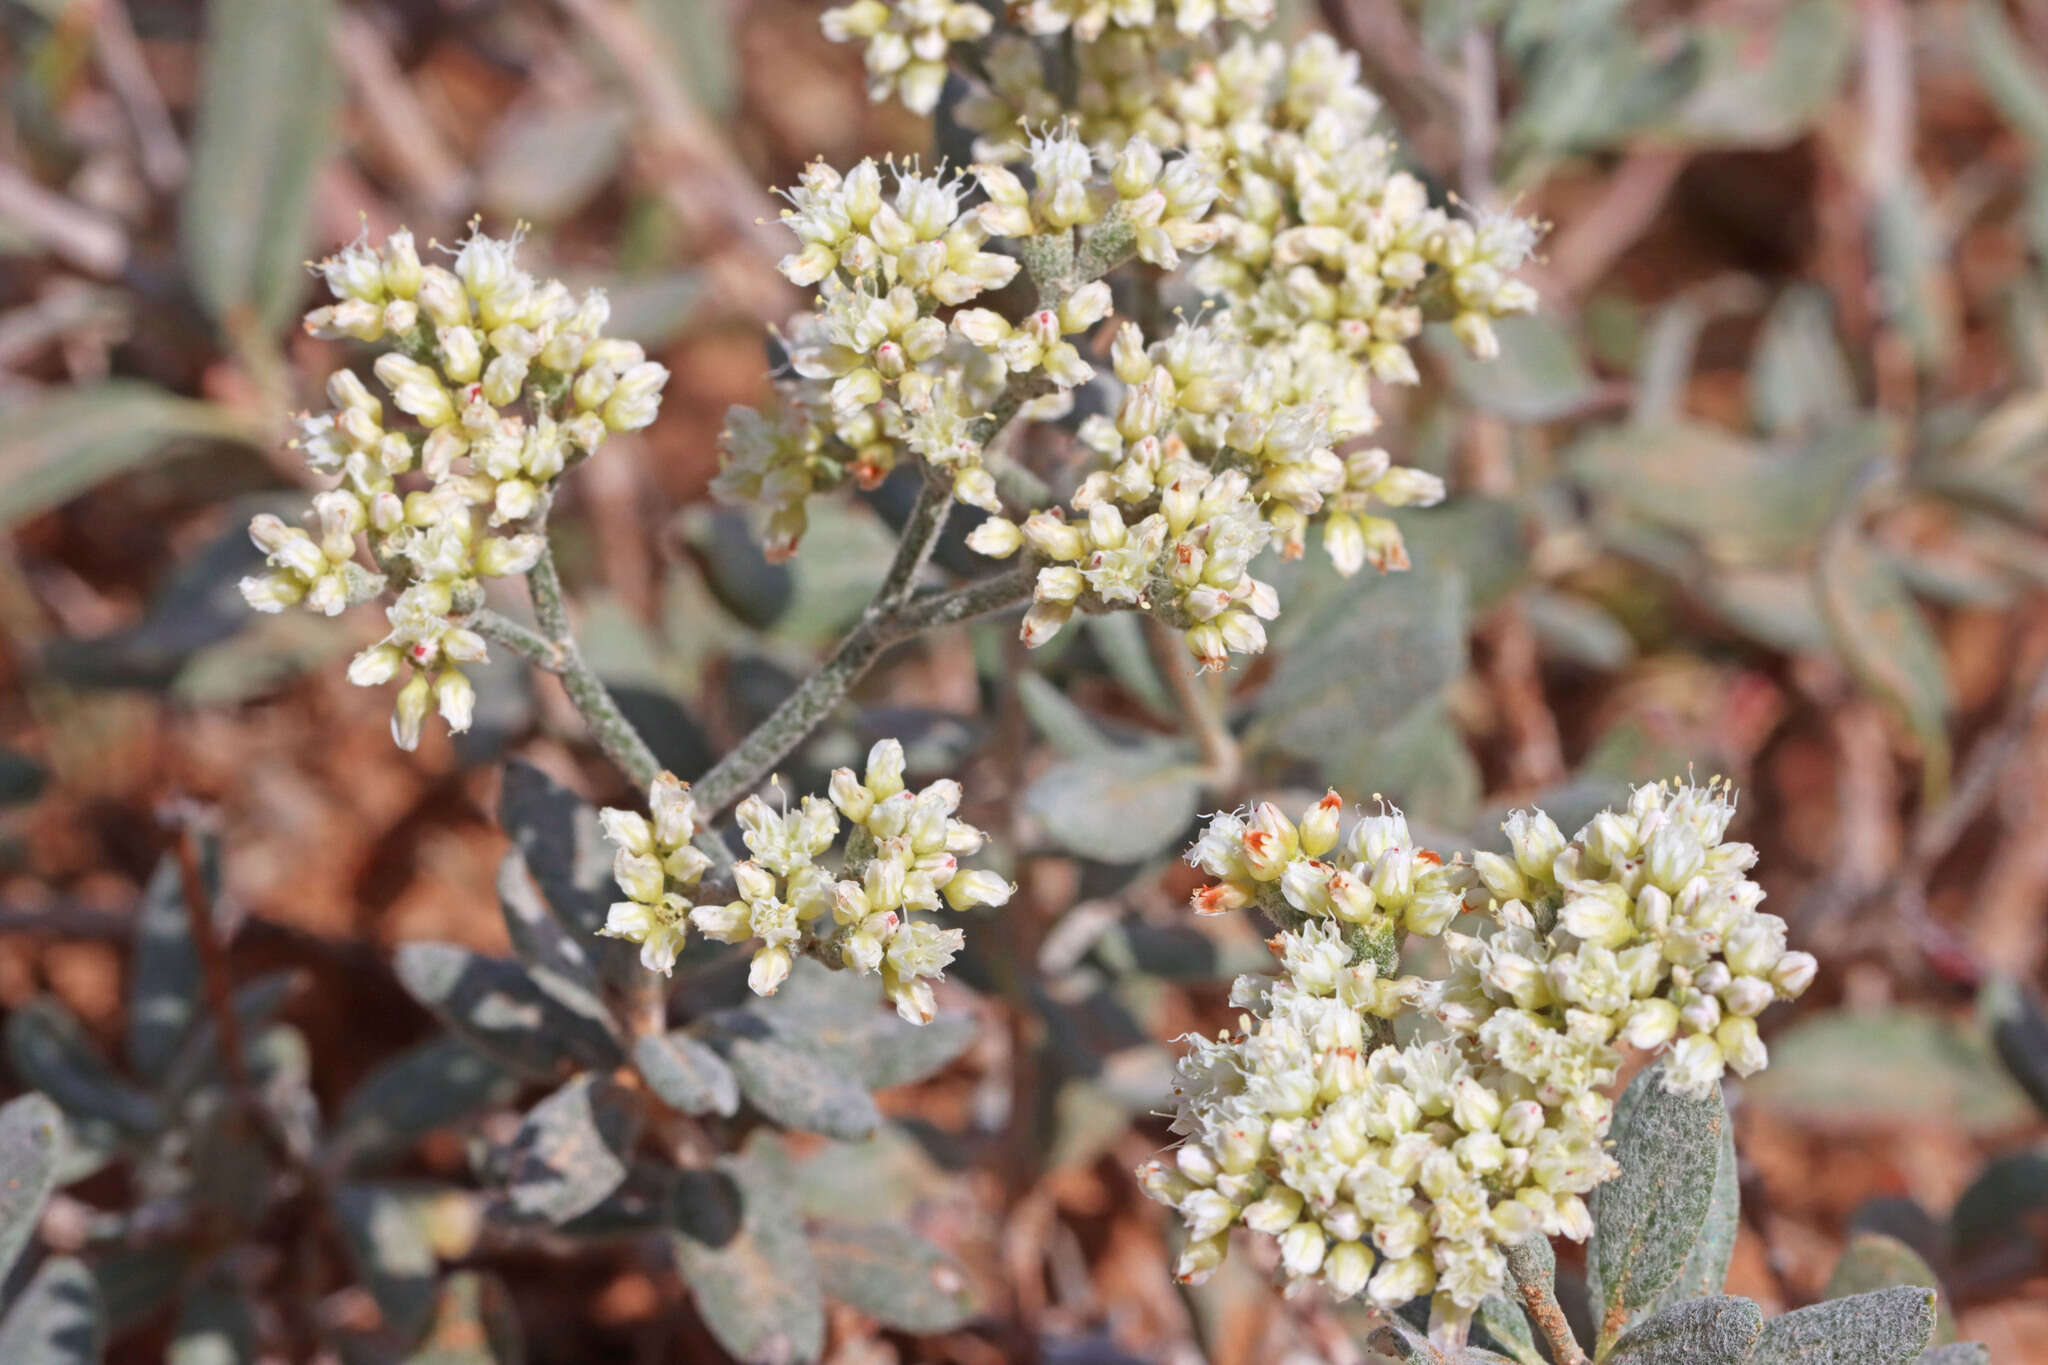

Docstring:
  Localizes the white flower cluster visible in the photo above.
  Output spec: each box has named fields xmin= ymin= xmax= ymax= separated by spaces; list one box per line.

xmin=1145 ymin=782 xmax=1816 ymax=1337
xmin=1443 ymin=778 xmax=1818 ymax=1102
xmin=1184 ymin=792 xmax=1469 ymax=937
xmin=240 ymin=223 xmax=670 ymax=750
xmin=598 ymin=741 xmax=1012 ymax=1024
xmin=753 ymin=9 xmax=1541 ymax=672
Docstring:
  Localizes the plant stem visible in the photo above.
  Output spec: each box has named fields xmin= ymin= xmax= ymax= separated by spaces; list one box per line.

xmin=689 ymin=561 xmax=1035 ymax=818
xmin=1145 ymin=617 xmax=1240 ymax=793
xmin=472 ymin=510 xmax=664 ymax=790
xmin=1506 ymin=1239 xmax=1588 ymax=1365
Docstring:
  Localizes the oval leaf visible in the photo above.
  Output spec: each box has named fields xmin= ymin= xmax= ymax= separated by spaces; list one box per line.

xmin=671 ymin=1135 xmax=824 ymax=1365
xmin=1023 ymin=749 xmax=1202 ymax=864
xmin=1588 ymin=1065 xmax=1728 ymax=1351
xmin=0 ymin=1093 xmax=63 ymax=1288
xmin=502 ymin=1073 xmax=640 ymax=1226
xmin=127 ymin=855 xmax=203 ymax=1077
xmin=333 ymin=1183 xmax=440 ymax=1342
xmin=713 ymin=1018 xmax=881 ymax=1142
xmin=393 ymin=942 xmax=622 ymax=1080
xmin=1607 ymin=1295 xmax=1763 ymax=1365
xmin=1752 ymin=1286 xmax=1936 ymax=1365
xmin=633 ymin=1032 xmax=739 ymax=1118
xmin=809 ymin=1223 xmax=979 ymax=1333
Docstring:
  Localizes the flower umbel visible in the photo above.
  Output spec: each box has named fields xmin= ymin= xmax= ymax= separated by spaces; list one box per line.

xmin=1146 ymin=780 xmax=1815 ymax=1340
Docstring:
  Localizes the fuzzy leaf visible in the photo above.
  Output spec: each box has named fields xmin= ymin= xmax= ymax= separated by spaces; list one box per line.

xmin=1824 ymin=1234 xmax=1953 ymax=1341
xmin=1257 ymin=568 xmax=1467 ymax=765
xmin=1606 ymin=1295 xmax=1763 ymax=1364
xmin=93 ymin=1243 xmax=192 ymax=1332
xmin=1966 ymin=0 xmax=2048 ymax=152
xmin=181 ymin=0 xmax=337 ymax=336
xmin=671 ymin=1134 xmax=825 ymax=1365
xmin=1434 ymin=315 xmax=1597 ymax=422
xmin=633 ymin=1032 xmax=739 ymax=1117
xmin=0 ymin=1257 xmax=103 ymax=1364
xmin=393 ymin=942 xmax=622 ymax=1080
xmin=502 ymin=1073 xmax=641 ymax=1225
xmin=5 ymin=999 xmax=160 ymax=1133
xmin=748 ymin=960 xmax=976 ymax=1089
xmin=1663 ymin=1098 xmax=1741 ymax=1304
xmin=556 ymin=1162 xmax=679 ymax=1240
xmin=1588 ymin=1066 xmax=1728 ymax=1351
xmin=1919 ymin=1346 xmax=1991 ymax=1365
xmin=712 ymin=1015 xmax=881 ymax=1141
xmin=334 ymin=1183 xmax=441 ymax=1341
xmin=496 ymin=849 xmax=602 ymax=996
xmin=1474 ymin=1293 xmax=1545 ymax=1365
xmin=498 ymin=762 xmax=643 ymax=987
xmin=1751 ymin=1286 xmax=1936 ymax=1365
xmin=0 ymin=1093 xmax=63 ymax=1289
xmin=1023 ymin=747 xmax=1203 ymax=864
xmin=161 ymin=970 xmax=301 ymax=1104
xmin=169 ymin=1284 xmax=257 ymax=1365
xmin=333 ymin=1036 xmax=521 ymax=1168
xmin=809 ymin=1222 xmax=979 ymax=1332
xmin=497 ymin=763 xmax=614 ymax=938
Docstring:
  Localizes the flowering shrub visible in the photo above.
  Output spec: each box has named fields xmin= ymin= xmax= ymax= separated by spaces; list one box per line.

xmin=0 ymin=4 xmax=1989 ymax=1365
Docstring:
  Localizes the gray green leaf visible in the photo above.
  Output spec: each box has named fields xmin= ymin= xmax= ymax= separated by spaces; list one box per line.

xmin=170 ymin=1283 xmax=257 ymax=1365
xmin=333 ymin=1036 xmax=521 ymax=1169
xmin=1752 ymin=1286 xmax=1936 ymax=1365
xmin=334 ymin=1183 xmax=440 ymax=1342
xmin=1023 ymin=746 xmax=1202 ymax=864
xmin=5 ymin=999 xmax=160 ymax=1133
xmin=671 ymin=1134 xmax=824 ymax=1365
xmin=0 ymin=1256 xmax=103 ymax=1364
xmin=713 ymin=1016 xmax=881 ymax=1141
xmin=502 ymin=1073 xmax=641 ymax=1226
xmin=0 ymin=382 xmax=260 ymax=530
xmin=127 ymin=854 xmax=203 ymax=1077
xmin=1254 ymin=566 xmax=1467 ymax=764
xmin=1663 ymin=1097 xmax=1740 ymax=1304
xmin=1606 ymin=1295 xmax=1763 ymax=1365
xmin=392 ymin=942 xmax=622 ymax=1080
xmin=632 ymin=1031 xmax=739 ymax=1117
xmin=180 ymin=0 xmax=338 ymax=336
xmin=809 ymin=1222 xmax=979 ymax=1333
xmin=0 ymin=1093 xmax=63 ymax=1288
xmin=1816 ymin=533 xmax=1952 ymax=799
xmin=1588 ymin=1065 xmax=1728 ymax=1352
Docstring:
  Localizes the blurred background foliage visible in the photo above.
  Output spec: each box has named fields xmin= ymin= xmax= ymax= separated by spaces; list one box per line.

xmin=5 ymin=0 xmax=2048 ymax=1361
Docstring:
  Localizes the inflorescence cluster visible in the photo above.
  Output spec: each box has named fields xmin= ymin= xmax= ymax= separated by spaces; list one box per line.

xmin=716 ymin=3 xmax=1543 ymax=671
xmin=1141 ymin=780 xmax=1814 ymax=1339
xmin=598 ymin=740 xmax=1012 ymax=1025
xmin=240 ymin=224 xmax=669 ymax=750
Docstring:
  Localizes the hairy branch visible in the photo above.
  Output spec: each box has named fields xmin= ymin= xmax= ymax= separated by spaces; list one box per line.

xmin=691 ymin=565 xmax=1036 ymax=819
xmin=1506 ymin=1239 xmax=1588 ymax=1365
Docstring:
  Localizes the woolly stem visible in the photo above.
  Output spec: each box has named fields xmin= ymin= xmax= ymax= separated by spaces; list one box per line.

xmin=1506 ymin=1238 xmax=1588 ymax=1365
